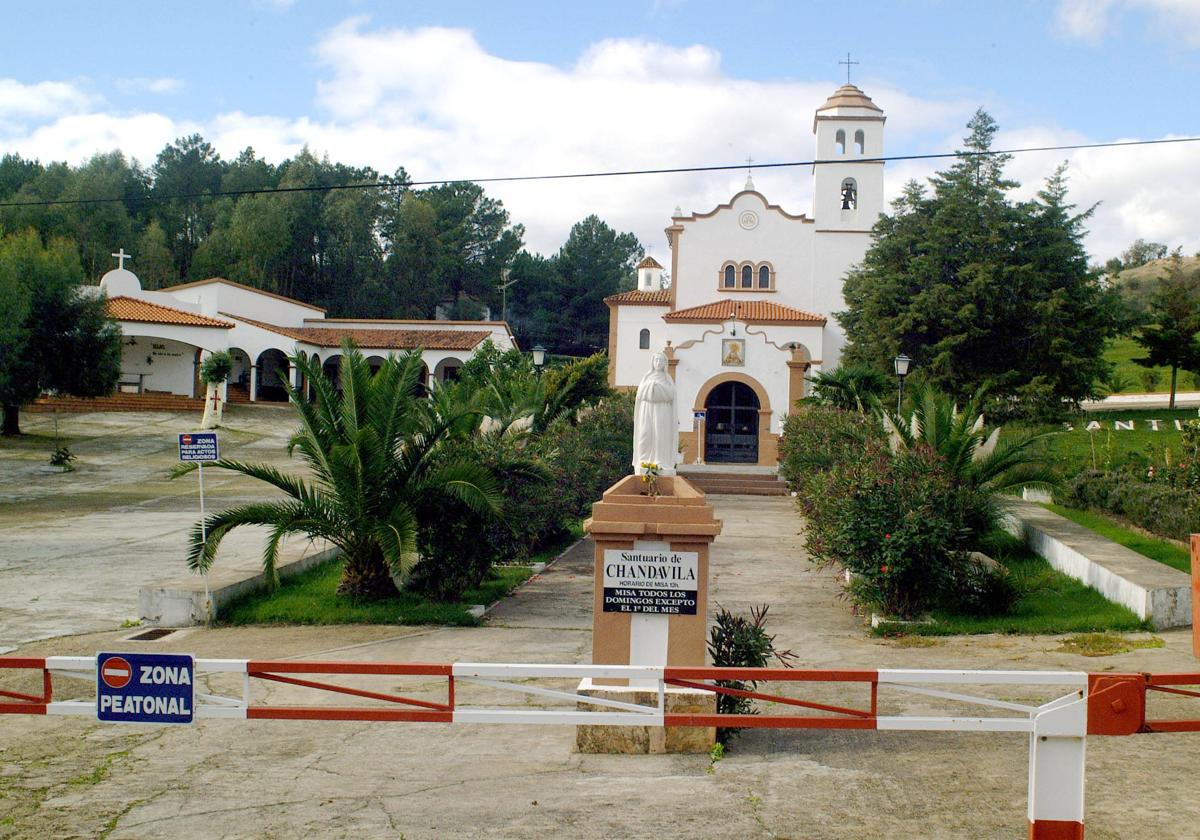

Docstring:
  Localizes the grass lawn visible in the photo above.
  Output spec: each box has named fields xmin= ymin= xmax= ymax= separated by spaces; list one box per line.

xmin=220 ymin=522 xmax=585 ymax=626
xmin=1104 ymin=336 xmax=1177 ymax=393
xmin=1043 ymin=503 xmax=1191 ymax=573
xmin=1028 ymin=407 xmax=1196 ymax=476
xmin=220 ymin=560 xmax=535 ymax=626
xmin=874 ymin=532 xmax=1150 ymax=637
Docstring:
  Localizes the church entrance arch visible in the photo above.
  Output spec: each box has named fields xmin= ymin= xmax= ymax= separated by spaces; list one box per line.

xmin=703 ymin=381 xmax=760 ymax=463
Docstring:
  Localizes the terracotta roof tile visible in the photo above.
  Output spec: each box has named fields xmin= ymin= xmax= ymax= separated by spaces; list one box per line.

xmin=106 ymin=296 xmax=234 ymax=328
xmin=816 ymin=84 xmax=883 ymax=113
xmin=604 ymin=289 xmax=671 ymax=305
xmin=635 ymin=256 xmax=664 ymax=269
xmin=226 ymin=314 xmax=489 ymax=351
xmin=663 ymin=299 xmax=827 ymax=325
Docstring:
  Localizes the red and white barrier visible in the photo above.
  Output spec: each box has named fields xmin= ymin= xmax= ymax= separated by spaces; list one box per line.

xmin=2 ymin=656 xmax=1195 ymax=838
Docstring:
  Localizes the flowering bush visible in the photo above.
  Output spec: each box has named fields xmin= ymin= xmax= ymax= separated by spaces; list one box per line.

xmin=778 ymin=405 xmax=879 ymax=489
xmin=800 ymin=442 xmax=985 ymax=618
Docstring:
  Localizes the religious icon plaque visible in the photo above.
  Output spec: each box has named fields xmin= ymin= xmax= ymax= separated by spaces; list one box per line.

xmin=722 ymin=338 xmax=746 ymax=367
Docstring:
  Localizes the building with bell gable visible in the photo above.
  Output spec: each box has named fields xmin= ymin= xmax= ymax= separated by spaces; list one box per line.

xmin=89 ymin=252 xmax=515 ymax=406
xmin=605 ymin=83 xmax=886 ymax=466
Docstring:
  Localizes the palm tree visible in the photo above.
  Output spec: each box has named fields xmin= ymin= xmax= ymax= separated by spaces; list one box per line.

xmin=186 ymin=342 xmax=502 ymax=599
xmin=878 ymin=386 xmax=1057 ymax=532
xmin=805 ymin=364 xmax=890 ymax=413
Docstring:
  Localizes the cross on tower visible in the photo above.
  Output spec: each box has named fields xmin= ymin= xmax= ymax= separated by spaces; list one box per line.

xmin=111 ymin=248 xmax=131 ymax=270
xmin=838 ymin=52 xmax=859 ymax=84
xmin=745 ymin=154 xmax=754 ymax=174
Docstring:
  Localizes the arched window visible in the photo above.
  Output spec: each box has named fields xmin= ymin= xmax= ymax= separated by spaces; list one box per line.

xmin=840 ymin=178 xmax=858 ymax=210
xmin=854 ymin=129 xmax=865 ymax=154
xmin=638 ymin=328 xmax=650 ymax=350
xmin=758 ymin=265 xmax=771 ymax=289
xmin=723 ymin=264 xmax=735 ymax=288
xmin=835 ymin=129 xmax=846 ymax=155
xmin=741 ymin=264 xmax=753 ymax=288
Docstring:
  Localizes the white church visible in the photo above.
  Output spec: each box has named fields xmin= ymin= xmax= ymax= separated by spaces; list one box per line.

xmin=91 ymin=253 xmax=516 ymax=406
xmin=606 ymin=83 xmax=885 ymax=467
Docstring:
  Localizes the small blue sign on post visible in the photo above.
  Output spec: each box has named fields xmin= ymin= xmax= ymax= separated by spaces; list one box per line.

xmin=693 ymin=410 xmax=706 ymax=421
xmin=178 ymin=432 xmax=218 ymax=462
xmin=97 ymin=652 xmax=195 ymax=724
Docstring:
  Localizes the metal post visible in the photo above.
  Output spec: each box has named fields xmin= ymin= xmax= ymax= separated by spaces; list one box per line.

xmin=198 ymin=462 xmax=212 ymax=625
xmin=1027 ymin=686 xmax=1088 ymax=839
xmin=897 ymin=375 xmax=905 ymax=416
xmin=1191 ymin=535 xmax=1200 ymax=658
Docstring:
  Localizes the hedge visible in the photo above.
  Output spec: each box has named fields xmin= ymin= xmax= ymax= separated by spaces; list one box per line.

xmin=1063 ymin=470 xmax=1200 ymax=542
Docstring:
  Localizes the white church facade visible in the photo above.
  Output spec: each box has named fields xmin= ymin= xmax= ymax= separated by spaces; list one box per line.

xmin=92 ymin=254 xmax=516 ymax=405
xmin=606 ymin=84 xmax=885 ymax=466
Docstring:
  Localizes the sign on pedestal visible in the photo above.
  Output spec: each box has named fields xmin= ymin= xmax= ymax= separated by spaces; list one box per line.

xmin=602 ymin=548 xmax=699 ymax=615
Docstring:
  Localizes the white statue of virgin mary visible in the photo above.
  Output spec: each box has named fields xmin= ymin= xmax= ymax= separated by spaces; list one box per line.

xmin=633 ymin=352 xmax=677 ymax=475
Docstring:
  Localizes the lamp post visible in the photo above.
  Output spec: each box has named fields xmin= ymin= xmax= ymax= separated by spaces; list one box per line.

xmin=532 ymin=345 xmax=546 ymax=375
xmin=894 ymin=353 xmax=911 ymax=415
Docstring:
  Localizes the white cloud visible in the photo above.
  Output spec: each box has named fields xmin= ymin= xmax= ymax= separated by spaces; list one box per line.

xmin=1056 ymin=0 xmax=1118 ymax=43
xmin=116 ymin=77 xmax=184 ymax=95
xmin=1 ymin=23 xmax=1195 ymax=263
xmin=1056 ymin=0 xmax=1200 ymax=46
xmin=0 ymin=78 xmax=94 ymax=121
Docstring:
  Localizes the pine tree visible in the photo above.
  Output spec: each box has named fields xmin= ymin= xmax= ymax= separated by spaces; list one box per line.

xmin=840 ymin=110 xmax=1120 ymax=418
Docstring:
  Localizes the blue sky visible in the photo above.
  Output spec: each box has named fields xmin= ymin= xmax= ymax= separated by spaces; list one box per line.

xmin=3 ymin=0 xmax=1198 ymax=258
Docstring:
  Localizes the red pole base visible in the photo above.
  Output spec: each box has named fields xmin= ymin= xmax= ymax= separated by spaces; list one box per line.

xmin=1029 ymin=819 xmax=1084 ymax=839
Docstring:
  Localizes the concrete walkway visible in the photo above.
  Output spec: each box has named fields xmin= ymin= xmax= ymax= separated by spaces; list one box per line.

xmin=3 ymin=495 xmax=1200 ymax=838
xmin=1083 ymin=391 xmax=1200 ymax=410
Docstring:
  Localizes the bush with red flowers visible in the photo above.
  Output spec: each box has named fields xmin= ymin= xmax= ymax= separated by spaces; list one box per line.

xmin=799 ymin=440 xmax=988 ymax=618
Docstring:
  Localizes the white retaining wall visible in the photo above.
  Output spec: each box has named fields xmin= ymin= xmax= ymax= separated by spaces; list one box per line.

xmin=1004 ymin=501 xmax=1191 ymax=630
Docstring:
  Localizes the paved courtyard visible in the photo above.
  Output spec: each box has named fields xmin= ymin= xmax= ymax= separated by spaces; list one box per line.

xmin=0 ymin=407 xmax=321 ymax=653
xmin=2 ymin=411 xmax=1200 ymax=838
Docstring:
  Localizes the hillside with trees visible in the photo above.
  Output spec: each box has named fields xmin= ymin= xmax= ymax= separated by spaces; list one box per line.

xmin=0 ymin=139 xmax=643 ymax=356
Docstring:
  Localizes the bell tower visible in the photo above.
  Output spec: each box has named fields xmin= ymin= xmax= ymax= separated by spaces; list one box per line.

xmin=811 ymin=83 xmax=886 ymax=230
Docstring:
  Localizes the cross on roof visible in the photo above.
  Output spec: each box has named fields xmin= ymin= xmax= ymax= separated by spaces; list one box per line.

xmin=111 ymin=248 xmax=131 ymax=270
xmin=839 ymin=52 xmax=860 ymax=84
xmin=745 ymin=154 xmax=754 ymax=173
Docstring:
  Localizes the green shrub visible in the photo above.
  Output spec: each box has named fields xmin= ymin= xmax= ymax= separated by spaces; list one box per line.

xmin=947 ymin=557 xmax=1024 ymax=617
xmin=411 ymin=392 xmax=634 ymax=600
xmin=778 ymin=404 xmax=877 ymax=489
xmin=1063 ymin=470 xmax=1200 ymax=541
xmin=48 ymin=445 xmax=76 ymax=471
xmin=537 ymin=392 xmax=635 ymax=515
xmin=199 ymin=351 xmax=233 ymax=384
xmin=801 ymin=443 xmax=984 ymax=618
xmin=707 ymin=604 xmax=796 ymax=745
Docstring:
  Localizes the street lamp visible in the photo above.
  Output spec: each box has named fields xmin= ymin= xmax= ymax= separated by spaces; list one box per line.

xmin=893 ymin=353 xmax=912 ymax=414
xmin=531 ymin=345 xmax=546 ymax=372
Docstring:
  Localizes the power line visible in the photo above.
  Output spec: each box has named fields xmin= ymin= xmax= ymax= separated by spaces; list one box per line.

xmin=1 ymin=135 xmax=1197 ymax=209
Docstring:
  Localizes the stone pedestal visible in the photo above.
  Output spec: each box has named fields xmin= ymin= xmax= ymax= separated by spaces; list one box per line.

xmin=575 ymin=680 xmax=715 ymax=754
xmin=579 ymin=475 xmax=722 ymax=752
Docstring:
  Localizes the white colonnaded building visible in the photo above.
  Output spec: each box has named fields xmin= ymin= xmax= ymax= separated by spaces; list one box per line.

xmin=89 ymin=251 xmax=515 ymax=405
xmin=605 ymin=83 xmax=886 ymax=467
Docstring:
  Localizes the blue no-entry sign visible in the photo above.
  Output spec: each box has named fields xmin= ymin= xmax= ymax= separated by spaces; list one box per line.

xmin=178 ymin=432 xmax=219 ymax=462
xmin=97 ymin=652 xmax=195 ymax=724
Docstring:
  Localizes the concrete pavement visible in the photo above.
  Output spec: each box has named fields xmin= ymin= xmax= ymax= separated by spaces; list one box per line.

xmin=0 ymin=408 xmax=319 ymax=653
xmin=2 ymin=495 xmax=1199 ymax=838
